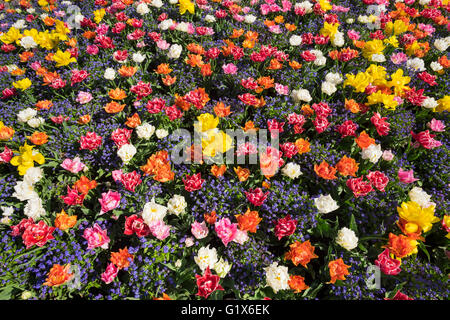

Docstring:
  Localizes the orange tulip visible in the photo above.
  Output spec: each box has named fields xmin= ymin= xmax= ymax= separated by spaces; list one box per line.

xmin=155 ymin=63 xmax=172 ymax=75
xmin=78 ymin=114 xmax=91 ymax=125
xmin=204 ymin=210 xmax=217 ymax=225
xmin=110 ymin=247 xmax=134 ymax=270
xmin=288 ymin=275 xmax=309 ymax=293
xmin=245 ymin=31 xmax=258 ymax=42
xmin=214 ymin=102 xmax=232 ymax=118
xmin=234 ymin=166 xmax=250 ymax=182
xmin=28 ymin=132 xmax=48 ymax=145
xmin=301 ymin=104 xmax=314 ymax=117
xmin=328 ymin=259 xmax=350 ymax=284
xmin=162 ymin=75 xmax=177 ymax=86
xmin=185 ymin=54 xmax=204 ymax=68
xmin=211 ymin=164 xmax=226 ymax=178
xmin=73 ymin=176 xmax=97 ymax=195
xmin=35 ymin=100 xmax=53 ymax=111
xmin=108 ymin=88 xmax=127 ymax=100
xmin=267 ymin=58 xmax=283 ymax=70
xmin=257 ymin=76 xmax=274 ymax=90
xmin=289 ymin=60 xmax=302 ymax=70
xmin=285 ymin=23 xmax=297 ymax=32
xmin=355 ymin=131 xmax=375 ymax=149
xmin=295 ymin=138 xmax=310 ymax=155
xmin=235 ymin=208 xmax=261 ymax=233
xmin=314 ymin=161 xmax=337 ymax=180
xmin=336 ymin=155 xmax=359 ymax=177
xmin=274 ymin=15 xmax=284 ymax=23
xmin=0 ymin=126 xmax=15 ymax=141
xmin=186 ymin=43 xmax=205 ymax=55
xmin=125 ymin=113 xmax=141 ymax=128
xmin=285 ymin=240 xmax=318 ymax=268
xmin=83 ymin=31 xmax=96 ymax=39
xmin=174 ymin=94 xmax=190 ymax=111
xmin=104 ymin=101 xmax=125 ymax=113
xmin=19 ymin=51 xmax=34 ymax=63
xmin=384 ymin=233 xmax=418 ymax=259
xmin=43 ymin=264 xmax=73 ymax=287
xmin=141 ymin=150 xmax=175 ymax=182
xmin=153 ymin=293 xmax=172 ymax=300
xmin=54 ymin=209 xmax=77 ymax=231
xmin=200 ymin=63 xmax=212 ymax=77
xmin=118 ymin=66 xmax=138 ymax=77
xmin=344 ymin=99 xmax=360 ymax=113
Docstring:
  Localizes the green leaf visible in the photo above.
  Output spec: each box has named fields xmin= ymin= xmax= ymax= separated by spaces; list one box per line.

xmin=0 ymin=286 xmax=14 ymax=300
xmin=349 ymin=214 xmax=358 ymax=235
xmin=306 ymin=283 xmax=323 ymax=298
xmin=418 ymin=242 xmax=431 ymax=262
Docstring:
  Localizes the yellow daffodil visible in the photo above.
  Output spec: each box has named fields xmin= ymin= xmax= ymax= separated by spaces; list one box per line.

xmin=397 ymin=201 xmax=440 ymax=234
xmin=10 ymin=143 xmax=45 ymax=175
xmin=179 ymin=0 xmax=195 ymax=15
xmin=93 ymin=9 xmax=106 ymax=24
xmin=54 ymin=20 xmax=70 ymax=37
xmin=12 ymin=78 xmax=32 ymax=91
xmin=22 ymin=29 xmax=40 ymax=44
xmin=0 ymin=27 xmax=22 ymax=44
xmin=53 ymin=50 xmax=76 ymax=67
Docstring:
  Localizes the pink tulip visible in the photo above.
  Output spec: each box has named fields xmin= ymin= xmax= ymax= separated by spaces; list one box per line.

xmin=275 ymin=83 xmax=289 ymax=95
xmin=222 ymin=63 xmax=238 ymax=75
xmin=83 ymin=223 xmax=110 ymax=250
xmin=99 ymin=190 xmax=121 ymax=215
xmin=347 ymin=30 xmax=360 ymax=41
xmin=214 ymin=218 xmax=237 ymax=247
xmin=382 ymin=150 xmax=394 ymax=161
xmin=61 ymin=157 xmax=85 ymax=173
xmin=191 ymin=221 xmax=209 ymax=239
xmin=101 ymin=263 xmax=118 ymax=284
xmin=398 ymin=168 xmax=419 ymax=184
xmin=390 ymin=52 xmax=408 ymax=65
xmin=112 ymin=169 xmax=123 ymax=182
xmin=149 ymin=220 xmax=171 ymax=240
xmin=427 ymin=118 xmax=445 ymax=132
xmin=76 ymin=91 xmax=93 ymax=104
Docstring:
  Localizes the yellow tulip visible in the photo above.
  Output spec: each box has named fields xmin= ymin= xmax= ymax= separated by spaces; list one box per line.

xmin=12 ymin=78 xmax=32 ymax=91
xmin=0 ymin=27 xmax=22 ymax=44
xmin=179 ymin=0 xmax=195 ymax=15
xmin=10 ymin=143 xmax=45 ymax=175
xmin=397 ymin=201 xmax=440 ymax=234
xmin=53 ymin=50 xmax=76 ymax=67
xmin=362 ymin=39 xmax=385 ymax=61
xmin=93 ymin=9 xmax=106 ymax=24
xmin=194 ymin=113 xmax=219 ymax=132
